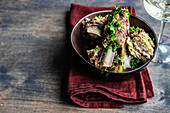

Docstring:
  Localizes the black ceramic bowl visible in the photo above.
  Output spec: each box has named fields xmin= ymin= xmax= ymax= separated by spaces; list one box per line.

xmin=71 ymin=10 xmax=157 ymax=78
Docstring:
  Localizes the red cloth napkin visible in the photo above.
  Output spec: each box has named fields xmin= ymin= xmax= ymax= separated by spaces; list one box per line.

xmin=68 ymin=3 xmax=154 ymax=108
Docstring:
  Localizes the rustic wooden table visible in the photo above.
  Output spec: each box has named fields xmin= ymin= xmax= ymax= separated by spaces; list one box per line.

xmin=0 ymin=0 xmax=169 ymax=112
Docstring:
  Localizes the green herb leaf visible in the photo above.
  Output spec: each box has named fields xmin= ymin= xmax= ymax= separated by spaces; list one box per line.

xmin=129 ymin=26 xmax=139 ymax=31
xmin=136 ymin=27 xmax=139 ymax=31
xmin=130 ymin=39 xmax=132 ymax=42
xmin=110 ymin=34 xmax=117 ymax=41
xmin=106 ymin=72 xmax=110 ymax=77
xmin=115 ymin=55 xmax=120 ymax=59
xmin=98 ymin=15 xmax=102 ymax=18
xmin=107 ymin=14 xmax=112 ymax=22
xmin=129 ymin=26 xmax=134 ymax=31
xmin=112 ymin=5 xmax=122 ymax=15
xmin=130 ymin=57 xmax=141 ymax=69
xmin=93 ymin=47 xmax=99 ymax=52
xmin=110 ymin=25 xmax=115 ymax=31
xmin=101 ymin=70 xmax=104 ymax=74
xmin=141 ymin=43 xmax=145 ymax=46
xmin=119 ymin=60 xmax=122 ymax=66
xmin=107 ymin=35 xmax=110 ymax=39
xmin=148 ymin=38 xmax=152 ymax=41
xmin=104 ymin=42 xmax=110 ymax=45
xmin=115 ymin=21 xmax=121 ymax=27
xmin=125 ymin=8 xmax=131 ymax=16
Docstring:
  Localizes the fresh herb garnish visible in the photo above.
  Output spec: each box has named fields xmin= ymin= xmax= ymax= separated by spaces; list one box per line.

xmin=129 ymin=26 xmax=139 ymax=31
xmin=112 ymin=42 xmax=119 ymax=52
xmin=93 ymin=47 xmax=99 ymax=52
xmin=98 ymin=15 xmax=102 ymax=18
xmin=141 ymin=43 xmax=145 ymax=46
xmin=104 ymin=42 xmax=110 ymax=45
xmin=126 ymin=33 xmax=130 ymax=37
xmin=110 ymin=34 xmax=117 ymax=41
xmin=115 ymin=21 xmax=121 ymax=27
xmin=119 ymin=60 xmax=122 ymax=66
xmin=107 ymin=14 xmax=112 ymax=22
xmin=110 ymin=25 xmax=116 ymax=34
xmin=106 ymin=72 xmax=110 ymax=77
xmin=115 ymin=55 xmax=120 ymax=59
xmin=101 ymin=70 xmax=104 ymax=74
xmin=112 ymin=5 xmax=122 ymax=15
xmin=125 ymin=8 xmax=131 ymax=17
xmin=131 ymin=57 xmax=141 ymax=69
xmin=148 ymin=38 xmax=152 ymax=41
xmin=130 ymin=39 xmax=132 ymax=42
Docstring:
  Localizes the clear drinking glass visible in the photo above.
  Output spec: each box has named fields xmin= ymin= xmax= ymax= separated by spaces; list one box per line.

xmin=144 ymin=0 xmax=170 ymax=63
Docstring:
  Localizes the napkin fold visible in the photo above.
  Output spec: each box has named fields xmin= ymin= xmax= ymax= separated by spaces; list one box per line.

xmin=68 ymin=3 xmax=154 ymax=108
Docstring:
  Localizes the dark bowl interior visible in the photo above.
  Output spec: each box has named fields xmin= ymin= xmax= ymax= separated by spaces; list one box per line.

xmin=71 ymin=10 xmax=157 ymax=78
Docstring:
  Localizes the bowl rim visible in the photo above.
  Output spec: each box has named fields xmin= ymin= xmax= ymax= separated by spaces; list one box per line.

xmin=71 ymin=10 xmax=157 ymax=74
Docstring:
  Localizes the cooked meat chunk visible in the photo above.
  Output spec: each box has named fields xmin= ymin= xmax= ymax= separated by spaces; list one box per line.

xmin=127 ymin=28 xmax=155 ymax=62
xmin=87 ymin=45 xmax=103 ymax=67
xmin=100 ymin=45 xmax=116 ymax=68
xmin=120 ymin=43 xmax=131 ymax=70
xmin=138 ymin=31 xmax=155 ymax=56
xmin=81 ymin=5 xmax=155 ymax=72
xmin=133 ymin=37 xmax=151 ymax=59
xmin=87 ymin=26 xmax=101 ymax=37
xmin=82 ymin=15 xmax=108 ymax=41
xmin=103 ymin=8 xmax=129 ymax=48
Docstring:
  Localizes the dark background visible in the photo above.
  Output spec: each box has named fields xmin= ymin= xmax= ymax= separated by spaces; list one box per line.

xmin=0 ymin=0 xmax=169 ymax=112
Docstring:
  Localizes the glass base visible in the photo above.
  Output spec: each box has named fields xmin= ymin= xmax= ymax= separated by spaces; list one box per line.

xmin=152 ymin=35 xmax=170 ymax=63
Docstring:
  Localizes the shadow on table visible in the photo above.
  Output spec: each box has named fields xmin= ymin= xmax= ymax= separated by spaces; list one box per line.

xmin=51 ymin=11 xmax=78 ymax=107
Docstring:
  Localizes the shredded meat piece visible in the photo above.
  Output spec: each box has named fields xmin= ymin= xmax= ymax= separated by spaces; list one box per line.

xmin=127 ymin=28 xmax=155 ymax=61
xmin=103 ymin=9 xmax=129 ymax=48
xmin=87 ymin=45 xmax=103 ymax=67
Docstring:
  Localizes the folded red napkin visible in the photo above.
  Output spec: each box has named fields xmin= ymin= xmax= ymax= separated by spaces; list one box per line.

xmin=68 ymin=3 xmax=154 ymax=108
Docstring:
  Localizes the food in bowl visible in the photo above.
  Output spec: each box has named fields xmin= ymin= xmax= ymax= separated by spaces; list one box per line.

xmin=81 ymin=6 xmax=155 ymax=73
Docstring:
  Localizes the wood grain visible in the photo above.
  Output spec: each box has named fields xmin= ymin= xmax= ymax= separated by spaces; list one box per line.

xmin=0 ymin=0 xmax=169 ymax=112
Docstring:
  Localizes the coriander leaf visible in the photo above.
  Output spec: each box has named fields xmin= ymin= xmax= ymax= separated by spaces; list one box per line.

xmin=115 ymin=55 xmax=120 ymax=59
xmin=106 ymin=72 xmax=110 ymax=77
xmin=98 ymin=15 xmax=102 ymax=18
xmin=141 ymin=43 xmax=145 ymax=46
xmin=104 ymin=42 xmax=110 ymax=45
xmin=115 ymin=21 xmax=121 ymax=27
xmin=101 ymin=70 xmax=104 ymax=74
xmin=107 ymin=15 xmax=112 ymax=22
xmin=119 ymin=60 xmax=122 ymax=66
xmin=136 ymin=27 xmax=139 ymax=31
xmin=93 ymin=47 xmax=99 ymax=52
xmin=125 ymin=8 xmax=131 ymax=16
xmin=148 ymin=38 xmax=152 ymax=41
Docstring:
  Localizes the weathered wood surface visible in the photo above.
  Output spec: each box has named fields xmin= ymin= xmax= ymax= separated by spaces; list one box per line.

xmin=0 ymin=0 xmax=169 ymax=112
